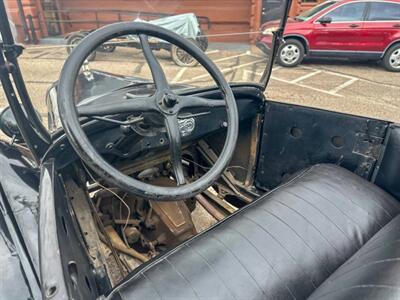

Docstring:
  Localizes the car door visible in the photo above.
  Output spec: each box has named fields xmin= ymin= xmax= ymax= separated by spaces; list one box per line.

xmin=362 ymin=1 xmax=400 ymax=52
xmin=255 ymin=101 xmax=390 ymax=191
xmin=309 ymin=2 xmax=368 ymax=52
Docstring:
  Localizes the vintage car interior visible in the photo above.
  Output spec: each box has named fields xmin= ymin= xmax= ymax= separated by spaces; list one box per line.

xmin=1 ymin=1 xmax=400 ymax=300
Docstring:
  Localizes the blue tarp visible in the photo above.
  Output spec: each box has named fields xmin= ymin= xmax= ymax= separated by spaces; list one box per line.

xmin=132 ymin=13 xmax=200 ymax=40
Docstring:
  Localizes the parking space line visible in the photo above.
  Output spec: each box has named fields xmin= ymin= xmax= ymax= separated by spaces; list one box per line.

xmin=32 ymin=51 xmax=52 ymax=59
xmin=214 ymin=53 xmax=249 ymax=63
xmin=329 ymin=78 xmax=359 ymax=94
xmin=242 ymin=70 xmax=260 ymax=81
xmin=271 ymin=75 xmax=343 ymax=97
xmin=172 ymin=67 xmax=187 ymax=83
xmin=246 ymin=52 xmax=266 ymax=59
xmin=291 ymin=70 xmax=322 ymax=83
xmin=205 ymin=50 xmax=220 ymax=55
xmin=173 ymin=53 xmax=254 ymax=83
xmin=181 ymin=59 xmax=266 ymax=83
xmin=32 ymin=47 xmax=62 ymax=59
xmin=300 ymin=66 xmax=358 ymax=80
xmin=245 ymin=69 xmax=343 ymax=97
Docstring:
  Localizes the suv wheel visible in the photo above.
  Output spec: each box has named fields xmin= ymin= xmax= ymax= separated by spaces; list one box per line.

xmin=277 ymin=39 xmax=305 ymax=67
xmin=383 ymin=44 xmax=400 ymax=72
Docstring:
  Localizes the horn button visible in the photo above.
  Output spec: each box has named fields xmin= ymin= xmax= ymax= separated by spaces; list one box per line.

xmin=157 ymin=92 xmax=180 ymax=115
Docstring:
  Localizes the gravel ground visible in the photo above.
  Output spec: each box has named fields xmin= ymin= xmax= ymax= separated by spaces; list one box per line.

xmin=268 ymin=58 xmax=400 ymax=122
xmin=1 ymin=44 xmax=399 ymax=125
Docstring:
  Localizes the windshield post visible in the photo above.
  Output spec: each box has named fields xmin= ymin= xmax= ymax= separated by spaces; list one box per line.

xmin=0 ymin=1 xmax=50 ymax=161
xmin=260 ymin=0 xmax=293 ymax=89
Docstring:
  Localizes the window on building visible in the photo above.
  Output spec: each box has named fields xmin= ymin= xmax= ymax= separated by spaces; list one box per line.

xmin=325 ymin=2 xmax=367 ymax=22
xmin=368 ymin=2 xmax=400 ymax=21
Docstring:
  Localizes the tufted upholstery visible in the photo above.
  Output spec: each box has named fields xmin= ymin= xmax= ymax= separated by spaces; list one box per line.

xmin=107 ymin=164 xmax=400 ymax=300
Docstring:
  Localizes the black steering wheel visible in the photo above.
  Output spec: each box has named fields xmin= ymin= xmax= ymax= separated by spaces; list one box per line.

xmin=57 ymin=22 xmax=239 ymax=201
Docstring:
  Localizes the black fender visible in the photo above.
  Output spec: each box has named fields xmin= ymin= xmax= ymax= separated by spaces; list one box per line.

xmin=0 ymin=140 xmax=41 ymax=299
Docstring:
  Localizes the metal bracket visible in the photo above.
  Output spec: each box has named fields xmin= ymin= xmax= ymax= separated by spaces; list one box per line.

xmin=0 ymin=43 xmax=25 ymax=58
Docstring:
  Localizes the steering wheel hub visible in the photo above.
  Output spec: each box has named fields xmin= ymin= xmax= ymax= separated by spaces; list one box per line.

xmin=163 ymin=93 xmax=178 ymax=107
xmin=156 ymin=92 xmax=180 ymax=115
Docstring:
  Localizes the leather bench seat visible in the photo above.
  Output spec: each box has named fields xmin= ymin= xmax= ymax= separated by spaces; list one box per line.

xmin=107 ymin=164 xmax=400 ymax=300
xmin=309 ymin=214 xmax=400 ymax=300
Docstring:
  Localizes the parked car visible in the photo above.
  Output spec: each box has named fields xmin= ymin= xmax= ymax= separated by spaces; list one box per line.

xmin=258 ymin=0 xmax=400 ymax=71
xmin=66 ymin=13 xmax=209 ymax=67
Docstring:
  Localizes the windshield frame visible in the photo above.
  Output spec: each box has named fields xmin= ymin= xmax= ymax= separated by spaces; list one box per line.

xmin=259 ymin=0 xmax=294 ymax=88
xmin=0 ymin=0 xmax=293 ymax=151
xmin=0 ymin=1 xmax=51 ymax=161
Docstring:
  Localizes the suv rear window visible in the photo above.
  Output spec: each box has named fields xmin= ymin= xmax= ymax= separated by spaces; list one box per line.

xmin=297 ymin=1 xmax=337 ymax=20
xmin=368 ymin=2 xmax=400 ymax=21
xmin=325 ymin=2 xmax=367 ymax=22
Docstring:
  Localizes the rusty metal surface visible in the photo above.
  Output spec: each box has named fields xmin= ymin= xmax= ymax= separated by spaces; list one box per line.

xmin=147 ymin=177 xmax=197 ymax=244
xmin=245 ymin=114 xmax=263 ymax=187
xmin=194 ymin=194 xmax=225 ymax=221
xmin=203 ymin=189 xmax=238 ymax=214
xmin=104 ymin=226 xmax=149 ymax=263
xmin=150 ymin=201 xmax=197 ymax=238
xmin=66 ymin=179 xmax=107 ymax=269
xmin=197 ymin=139 xmax=253 ymax=203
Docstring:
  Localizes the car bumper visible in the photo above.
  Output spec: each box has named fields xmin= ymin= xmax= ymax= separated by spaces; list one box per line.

xmin=256 ymin=41 xmax=271 ymax=54
xmin=256 ymin=35 xmax=273 ymax=55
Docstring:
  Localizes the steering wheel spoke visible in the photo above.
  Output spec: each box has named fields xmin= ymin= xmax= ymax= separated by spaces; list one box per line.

xmin=58 ymin=22 xmax=239 ymax=200
xmin=139 ymin=34 xmax=169 ymax=92
xmin=77 ymin=94 xmax=157 ymax=116
xmin=164 ymin=114 xmax=186 ymax=186
xmin=178 ymin=95 xmax=226 ymax=110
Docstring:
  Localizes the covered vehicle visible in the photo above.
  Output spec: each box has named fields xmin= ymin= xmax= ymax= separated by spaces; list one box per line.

xmin=1 ymin=1 xmax=400 ymax=300
xmin=66 ymin=13 xmax=209 ymax=66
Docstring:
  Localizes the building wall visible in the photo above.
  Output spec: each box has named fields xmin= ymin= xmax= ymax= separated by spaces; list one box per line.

xmin=55 ymin=0 xmax=253 ymax=42
xmin=289 ymin=0 xmax=325 ymax=16
xmin=5 ymin=0 xmax=316 ymax=43
xmin=5 ymin=0 xmax=47 ymax=42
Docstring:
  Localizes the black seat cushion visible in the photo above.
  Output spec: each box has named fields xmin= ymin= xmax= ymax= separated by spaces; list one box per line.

xmin=308 ymin=214 xmax=400 ymax=300
xmin=107 ymin=164 xmax=400 ymax=300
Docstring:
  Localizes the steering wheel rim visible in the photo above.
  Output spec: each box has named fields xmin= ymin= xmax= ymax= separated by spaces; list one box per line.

xmin=57 ymin=22 xmax=239 ymax=201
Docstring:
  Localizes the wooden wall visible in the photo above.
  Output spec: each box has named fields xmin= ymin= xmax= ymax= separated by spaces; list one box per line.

xmin=56 ymin=0 xmax=253 ymax=42
xmin=5 ymin=0 xmax=47 ymax=42
xmin=289 ymin=0 xmax=324 ymax=17
xmin=5 ymin=0 xmax=312 ymax=43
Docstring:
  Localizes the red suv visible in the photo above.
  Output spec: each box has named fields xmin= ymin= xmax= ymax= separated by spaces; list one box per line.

xmin=258 ymin=0 xmax=400 ymax=71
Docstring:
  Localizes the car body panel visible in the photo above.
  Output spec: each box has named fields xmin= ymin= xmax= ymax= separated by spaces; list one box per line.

xmin=256 ymin=101 xmax=389 ymax=190
xmin=0 ymin=214 xmax=34 ymax=300
xmin=306 ymin=1 xmax=368 ymax=51
xmin=0 ymin=141 xmax=41 ymax=299
xmin=309 ymin=21 xmax=365 ymax=51
xmin=363 ymin=22 xmax=400 ymax=52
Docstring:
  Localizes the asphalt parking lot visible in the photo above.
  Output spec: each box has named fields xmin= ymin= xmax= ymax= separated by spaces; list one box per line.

xmin=1 ymin=44 xmax=399 ymax=126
